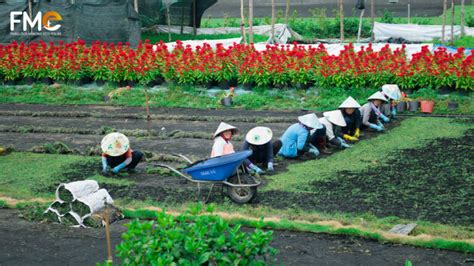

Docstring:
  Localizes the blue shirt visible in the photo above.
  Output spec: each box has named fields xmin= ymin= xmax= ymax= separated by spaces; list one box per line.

xmin=278 ymin=123 xmax=309 ymax=158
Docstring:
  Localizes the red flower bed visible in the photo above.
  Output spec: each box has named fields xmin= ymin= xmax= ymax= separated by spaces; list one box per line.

xmin=0 ymin=40 xmax=472 ymax=90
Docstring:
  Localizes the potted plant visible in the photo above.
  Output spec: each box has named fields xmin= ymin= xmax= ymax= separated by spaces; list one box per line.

xmin=413 ymin=88 xmax=437 ymax=114
xmin=447 ymin=95 xmax=462 ymax=111
xmin=221 ymin=86 xmax=235 ymax=107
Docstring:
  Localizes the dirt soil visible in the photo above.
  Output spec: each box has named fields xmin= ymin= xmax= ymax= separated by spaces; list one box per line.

xmin=0 ymin=208 xmax=472 ymax=266
xmin=257 ymin=129 xmax=474 ymax=225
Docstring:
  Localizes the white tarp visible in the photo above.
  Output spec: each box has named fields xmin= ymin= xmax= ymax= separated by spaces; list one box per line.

xmin=160 ymin=37 xmax=242 ymax=52
xmin=75 ymin=188 xmax=114 ymax=220
xmin=55 ymin=180 xmax=99 ymax=203
xmin=155 ymin=24 xmax=301 ymax=44
xmin=253 ymin=43 xmax=433 ymax=59
xmin=374 ymin=22 xmax=474 ymax=42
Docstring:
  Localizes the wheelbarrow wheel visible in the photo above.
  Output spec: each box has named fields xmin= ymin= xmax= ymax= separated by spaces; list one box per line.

xmin=226 ymin=174 xmax=257 ymax=204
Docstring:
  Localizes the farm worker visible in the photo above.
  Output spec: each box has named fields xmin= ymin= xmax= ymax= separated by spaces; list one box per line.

xmin=211 ymin=122 xmax=239 ymax=158
xmin=101 ymin=132 xmax=143 ymax=175
xmin=380 ymin=84 xmax=402 ymax=121
xmin=276 ymin=113 xmax=322 ymax=158
xmin=314 ymin=110 xmax=351 ymax=149
xmin=359 ymin=91 xmax=388 ymax=132
xmin=338 ymin=96 xmax=362 ymax=142
xmin=242 ymin=127 xmax=276 ymax=174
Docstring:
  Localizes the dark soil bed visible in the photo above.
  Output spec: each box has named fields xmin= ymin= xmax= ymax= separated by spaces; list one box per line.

xmin=0 ymin=208 xmax=471 ymax=265
xmin=258 ymin=130 xmax=474 ymax=225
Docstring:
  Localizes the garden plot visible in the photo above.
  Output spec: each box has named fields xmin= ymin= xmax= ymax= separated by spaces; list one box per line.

xmin=0 ymin=208 xmax=471 ymax=265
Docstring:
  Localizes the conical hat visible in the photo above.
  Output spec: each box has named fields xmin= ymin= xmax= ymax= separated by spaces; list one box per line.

xmin=298 ymin=113 xmax=323 ymax=129
xmin=323 ymin=110 xmax=347 ymax=127
xmin=339 ymin=96 xmax=361 ymax=109
xmin=368 ymin=91 xmax=388 ymax=102
xmin=246 ymin=127 xmax=273 ymax=145
xmin=101 ymin=132 xmax=130 ymax=156
xmin=213 ymin=122 xmax=239 ymax=138
xmin=381 ymin=84 xmax=402 ymax=100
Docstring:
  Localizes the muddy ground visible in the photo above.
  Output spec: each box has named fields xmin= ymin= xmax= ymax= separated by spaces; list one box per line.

xmin=0 ymin=209 xmax=472 ymax=266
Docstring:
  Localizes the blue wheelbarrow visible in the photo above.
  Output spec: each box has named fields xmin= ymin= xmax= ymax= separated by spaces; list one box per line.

xmin=156 ymin=150 xmax=260 ymax=203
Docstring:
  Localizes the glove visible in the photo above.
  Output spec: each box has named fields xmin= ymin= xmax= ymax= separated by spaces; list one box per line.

xmin=354 ymin=128 xmax=360 ymax=138
xmin=380 ymin=114 xmax=390 ymax=123
xmin=249 ymin=163 xmax=264 ymax=174
xmin=343 ymin=134 xmax=359 ymax=142
xmin=308 ymin=148 xmax=320 ymax=156
xmin=337 ymin=137 xmax=352 ymax=148
xmin=391 ymin=108 xmax=397 ymax=118
xmin=267 ymin=162 xmax=274 ymax=172
xmin=369 ymin=123 xmax=384 ymax=132
xmin=101 ymin=167 xmax=110 ymax=176
xmin=101 ymin=157 xmax=108 ymax=172
xmin=112 ymin=162 xmax=127 ymax=174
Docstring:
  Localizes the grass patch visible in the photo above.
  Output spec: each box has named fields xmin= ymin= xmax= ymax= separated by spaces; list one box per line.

xmin=0 ymin=152 xmax=132 ymax=199
xmin=1 ymin=84 xmax=472 ymax=114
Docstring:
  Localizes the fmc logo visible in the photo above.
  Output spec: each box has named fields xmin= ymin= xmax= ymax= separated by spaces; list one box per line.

xmin=10 ymin=11 xmax=62 ymax=32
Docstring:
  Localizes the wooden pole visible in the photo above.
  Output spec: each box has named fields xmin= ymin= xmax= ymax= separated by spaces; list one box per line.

xmin=271 ymin=0 xmax=275 ymax=43
xmin=193 ymin=0 xmax=196 ymax=35
xmin=407 ymin=3 xmax=410 ymax=24
xmin=371 ymin=0 xmax=374 ymax=41
xmin=104 ymin=200 xmax=113 ymax=265
xmin=249 ymin=0 xmax=253 ymax=43
xmin=240 ymin=0 xmax=247 ymax=43
xmin=340 ymin=0 xmax=344 ymax=43
xmin=166 ymin=0 xmax=171 ymax=42
xmin=450 ymin=0 xmax=455 ymax=44
xmin=357 ymin=9 xmax=365 ymax=43
xmin=134 ymin=0 xmax=138 ymax=13
xmin=442 ymin=0 xmax=447 ymax=44
xmin=180 ymin=3 xmax=185 ymax=34
xmin=461 ymin=0 xmax=465 ymax=36
xmin=285 ymin=0 xmax=290 ymax=25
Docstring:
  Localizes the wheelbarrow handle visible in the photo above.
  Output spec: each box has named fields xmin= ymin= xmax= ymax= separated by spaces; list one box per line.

xmin=171 ymin=153 xmax=193 ymax=164
xmin=154 ymin=163 xmax=194 ymax=182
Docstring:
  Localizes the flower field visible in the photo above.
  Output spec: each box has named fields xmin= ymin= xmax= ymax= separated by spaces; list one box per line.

xmin=0 ymin=40 xmax=472 ymax=90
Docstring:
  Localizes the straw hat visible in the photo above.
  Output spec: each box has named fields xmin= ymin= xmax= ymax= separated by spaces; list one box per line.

xmin=213 ymin=122 xmax=239 ymax=138
xmin=246 ymin=127 xmax=273 ymax=145
xmin=323 ymin=110 xmax=347 ymax=127
xmin=338 ymin=96 xmax=361 ymax=109
xmin=298 ymin=113 xmax=323 ymax=129
xmin=368 ymin=91 xmax=388 ymax=102
xmin=101 ymin=132 xmax=130 ymax=156
xmin=381 ymin=84 xmax=402 ymax=100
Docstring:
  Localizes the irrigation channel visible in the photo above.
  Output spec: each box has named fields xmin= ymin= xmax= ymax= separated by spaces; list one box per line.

xmin=0 ymin=103 xmax=473 ymax=264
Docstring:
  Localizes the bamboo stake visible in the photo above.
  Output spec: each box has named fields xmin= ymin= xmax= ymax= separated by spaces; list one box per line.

xmin=193 ymin=0 xmax=197 ymax=36
xmin=442 ymin=0 xmax=447 ymax=44
xmin=285 ymin=0 xmax=290 ymax=25
xmin=340 ymin=0 xmax=344 ymax=43
xmin=357 ymin=9 xmax=365 ymax=43
xmin=407 ymin=3 xmax=410 ymax=24
xmin=461 ymin=0 xmax=465 ymax=36
xmin=240 ymin=0 xmax=247 ymax=43
xmin=450 ymin=0 xmax=455 ymax=44
xmin=103 ymin=199 xmax=113 ymax=265
xmin=249 ymin=0 xmax=254 ymax=43
xmin=371 ymin=0 xmax=374 ymax=41
xmin=271 ymin=0 xmax=275 ymax=43
xmin=166 ymin=0 xmax=171 ymax=42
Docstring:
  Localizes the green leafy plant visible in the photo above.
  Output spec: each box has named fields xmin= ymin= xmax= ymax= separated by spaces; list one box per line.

xmin=412 ymin=88 xmax=438 ymax=101
xmin=116 ymin=205 xmax=277 ymax=265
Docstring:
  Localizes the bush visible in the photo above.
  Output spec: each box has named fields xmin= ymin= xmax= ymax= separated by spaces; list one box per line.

xmin=116 ymin=205 xmax=277 ymax=265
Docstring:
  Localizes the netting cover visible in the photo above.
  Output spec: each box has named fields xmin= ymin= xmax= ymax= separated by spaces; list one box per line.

xmin=0 ymin=0 xmax=141 ymax=46
xmin=139 ymin=0 xmax=216 ymax=28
